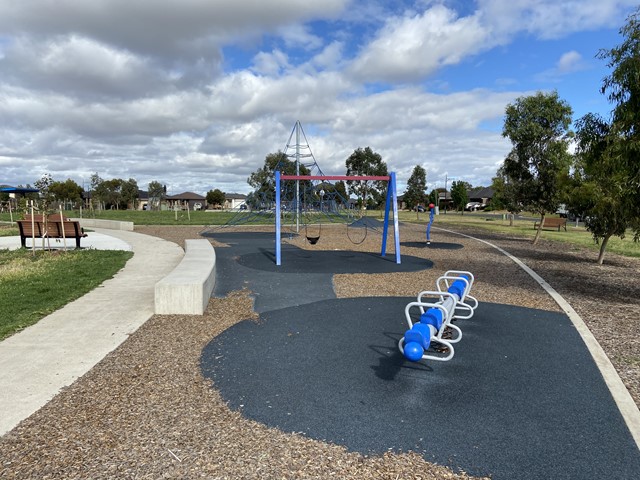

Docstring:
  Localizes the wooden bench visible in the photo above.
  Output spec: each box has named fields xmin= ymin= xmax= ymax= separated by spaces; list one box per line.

xmin=533 ymin=217 xmax=567 ymax=231
xmin=17 ymin=215 xmax=88 ymax=248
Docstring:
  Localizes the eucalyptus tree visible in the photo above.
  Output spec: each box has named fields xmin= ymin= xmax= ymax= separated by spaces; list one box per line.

xmin=597 ymin=7 xmax=640 ymax=238
xmin=49 ymin=179 xmax=83 ymax=208
xmin=403 ymin=165 xmax=427 ymax=210
xmin=247 ymin=151 xmax=311 ymax=207
xmin=450 ymin=180 xmax=469 ymax=213
xmin=571 ymin=114 xmax=633 ymax=264
xmin=501 ymin=91 xmax=573 ymax=244
xmin=206 ymin=188 xmax=226 ymax=208
xmin=148 ymin=181 xmax=165 ymax=211
xmin=345 ymin=147 xmax=388 ymax=209
xmin=566 ymin=8 xmax=640 ymax=263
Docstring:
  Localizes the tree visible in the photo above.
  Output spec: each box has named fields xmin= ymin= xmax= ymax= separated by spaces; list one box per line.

xmin=569 ymin=113 xmax=635 ymax=264
xmin=206 ymin=188 xmax=226 ymax=208
xmin=90 ymin=173 xmax=105 ymax=210
xmin=315 ymin=181 xmax=348 ymax=208
xmin=428 ymin=189 xmax=438 ymax=206
xmin=333 ymin=180 xmax=348 ymax=206
xmin=450 ymin=180 xmax=469 ymax=213
xmin=491 ymin=166 xmax=525 ymax=226
xmin=148 ymin=181 xmax=165 ymax=211
xmin=597 ymin=7 xmax=640 ymax=241
xmin=345 ymin=147 xmax=388 ymax=209
xmin=121 ymin=178 xmax=139 ymax=210
xmin=247 ymin=151 xmax=311 ymax=207
xmin=34 ymin=173 xmax=54 ymax=212
xmin=98 ymin=178 xmax=127 ymax=209
xmin=501 ymin=91 xmax=573 ymax=244
xmin=49 ymin=179 xmax=83 ymax=208
xmin=403 ymin=165 xmax=427 ymax=210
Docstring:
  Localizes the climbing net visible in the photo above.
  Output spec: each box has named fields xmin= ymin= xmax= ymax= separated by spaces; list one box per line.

xmin=275 ymin=172 xmax=401 ymax=266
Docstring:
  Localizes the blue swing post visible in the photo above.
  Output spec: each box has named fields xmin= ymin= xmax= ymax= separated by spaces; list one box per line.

xmin=275 ymin=170 xmax=282 ymax=265
xmin=381 ymin=171 xmax=401 ymax=264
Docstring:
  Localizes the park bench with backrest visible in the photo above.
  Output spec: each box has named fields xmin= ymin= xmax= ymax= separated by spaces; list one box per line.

xmin=533 ymin=217 xmax=567 ymax=231
xmin=17 ymin=214 xmax=88 ymax=248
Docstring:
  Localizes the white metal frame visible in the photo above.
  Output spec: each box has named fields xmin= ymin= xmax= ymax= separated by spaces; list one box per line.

xmin=398 ymin=270 xmax=477 ymax=363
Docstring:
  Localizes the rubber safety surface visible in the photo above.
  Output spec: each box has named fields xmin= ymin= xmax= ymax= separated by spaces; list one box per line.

xmin=200 ymin=230 xmax=640 ymax=479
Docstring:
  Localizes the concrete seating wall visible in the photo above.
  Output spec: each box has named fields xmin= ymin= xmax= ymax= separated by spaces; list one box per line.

xmin=73 ymin=218 xmax=134 ymax=231
xmin=154 ymin=239 xmax=216 ymax=315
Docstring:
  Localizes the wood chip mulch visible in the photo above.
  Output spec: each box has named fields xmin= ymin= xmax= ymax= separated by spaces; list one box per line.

xmin=1 ymin=222 xmax=638 ymax=479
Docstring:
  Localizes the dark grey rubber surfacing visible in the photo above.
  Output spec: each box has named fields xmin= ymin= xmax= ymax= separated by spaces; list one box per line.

xmin=200 ymin=230 xmax=640 ymax=479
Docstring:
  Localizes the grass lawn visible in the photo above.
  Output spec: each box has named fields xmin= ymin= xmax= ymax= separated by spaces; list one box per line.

xmin=2 ymin=208 xmax=638 ymax=259
xmin=0 ymin=209 xmax=241 ymax=226
xmin=398 ymin=210 xmax=640 ymax=259
xmin=0 ymin=225 xmax=19 ymax=237
xmin=0 ymin=248 xmax=133 ymax=340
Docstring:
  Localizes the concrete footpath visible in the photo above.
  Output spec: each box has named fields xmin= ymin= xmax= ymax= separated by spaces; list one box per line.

xmin=0 ymin=228 xmax=184 ymax=436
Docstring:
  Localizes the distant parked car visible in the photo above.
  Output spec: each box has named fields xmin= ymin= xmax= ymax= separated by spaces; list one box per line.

xmin=193 ymin=202 xmax=202 ymax=211
xmin=465 ymin=201 xmax=483 ymax=211
xmin=414 ymin=205 xmax=425 ymax=212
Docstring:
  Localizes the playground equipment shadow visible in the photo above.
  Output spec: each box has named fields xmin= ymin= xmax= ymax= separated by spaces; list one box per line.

xmin=202 ymin=230 xmax=640 ymax=480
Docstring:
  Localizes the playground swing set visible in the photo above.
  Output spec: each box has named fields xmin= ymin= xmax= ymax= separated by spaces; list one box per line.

xmin=274 ymin=171 xmax=401 ymax=266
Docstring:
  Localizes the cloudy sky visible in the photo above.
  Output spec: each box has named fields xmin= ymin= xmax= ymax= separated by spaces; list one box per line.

xmin=0 ymin=0 xmax=637 ymax=196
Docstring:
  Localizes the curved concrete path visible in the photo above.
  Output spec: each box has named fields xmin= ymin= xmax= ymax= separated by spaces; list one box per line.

xmin=0 ymin=228 xmax=184 ymax=436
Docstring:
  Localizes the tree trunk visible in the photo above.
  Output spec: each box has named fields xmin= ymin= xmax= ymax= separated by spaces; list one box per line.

xmin=533 ymin=213 xmax=544 ymax=245
xmin=597 ymin=234 xmax=612 ymax=265
xmin=509 ymin=213 xmax=514 ymax=227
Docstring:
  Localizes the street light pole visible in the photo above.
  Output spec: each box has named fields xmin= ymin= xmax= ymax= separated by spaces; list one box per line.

xmin=444 ymin=174 xmax=448 ymax=215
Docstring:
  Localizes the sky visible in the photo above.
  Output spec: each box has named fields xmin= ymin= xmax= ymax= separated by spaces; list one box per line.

xmin=0 ymin=0 xmax=638 ymax=196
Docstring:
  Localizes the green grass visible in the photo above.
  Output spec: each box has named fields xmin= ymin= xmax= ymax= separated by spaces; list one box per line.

xmin=2 ymin=208 xmax=638 ymax=259
xmin=0 ymin=225 xmax=19 ymax=237
xmin=0 ymin=209 xmax=243 ymax=226
xmin=0 ymin=248 xmax=133 ymax=340
xmin=398 ymin=210 xmax=640 ymax=259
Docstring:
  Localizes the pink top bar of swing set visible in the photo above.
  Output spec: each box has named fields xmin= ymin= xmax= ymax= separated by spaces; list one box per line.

xmin=279 ymin=175 xmax=391 ymax=181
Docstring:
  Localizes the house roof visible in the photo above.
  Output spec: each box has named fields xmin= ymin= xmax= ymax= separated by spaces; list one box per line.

xmin=467 ymin=187 xmax=494 ymax=199
xmin=166 ymin=191 xmax=205 ymax=200
xmin=225 ymin=193 xmax=247 ymax=200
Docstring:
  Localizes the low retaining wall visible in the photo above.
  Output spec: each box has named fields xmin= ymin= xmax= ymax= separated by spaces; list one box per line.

xmin=72 ymin=218 xmax=134 ymax=231
xmin=154 ymin=239 xmax=216 ymax=315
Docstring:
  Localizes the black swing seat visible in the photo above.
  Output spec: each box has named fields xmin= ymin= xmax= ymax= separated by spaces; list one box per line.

xmin=306 ymin=236 xmax=320 ymax=245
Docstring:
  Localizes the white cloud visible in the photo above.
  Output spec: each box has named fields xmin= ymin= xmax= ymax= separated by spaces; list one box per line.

xmin=556 ymin=51 xmax=584 ymax=74
xmin=1 ymin=35 xmax=172 ymax=99
xmin=350 ymin=5 xmax=491 ymax=82
xmin=311 ymin=41 xmax=345 ymax=70
xmin=251 ymin=50 xmax=291 ymax=76
xmin=478 ymin=0 xmax=638 ymax=39
xmin=0 ymin=1 xmax=348 ymax=53
xmin=1 ymin=0 xmax=634 ymax=196
xmin=535 ymin=50 xmax=588 ymax=82
xmin=277 ymin=24 xmax=324 ymax=50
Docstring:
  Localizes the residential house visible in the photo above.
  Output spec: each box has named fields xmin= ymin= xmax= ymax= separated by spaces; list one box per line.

xmin=166 ymin=192 xmax=206 ymax=210
xmin=467 ymin=187 xmax=494 ymax=207
xmin=224 ymin=193 xmax=247 ymax=210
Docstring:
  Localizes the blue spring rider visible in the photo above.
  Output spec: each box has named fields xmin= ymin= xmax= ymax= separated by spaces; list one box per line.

xmin=399 ymin=271 xmax=477 ymax=363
